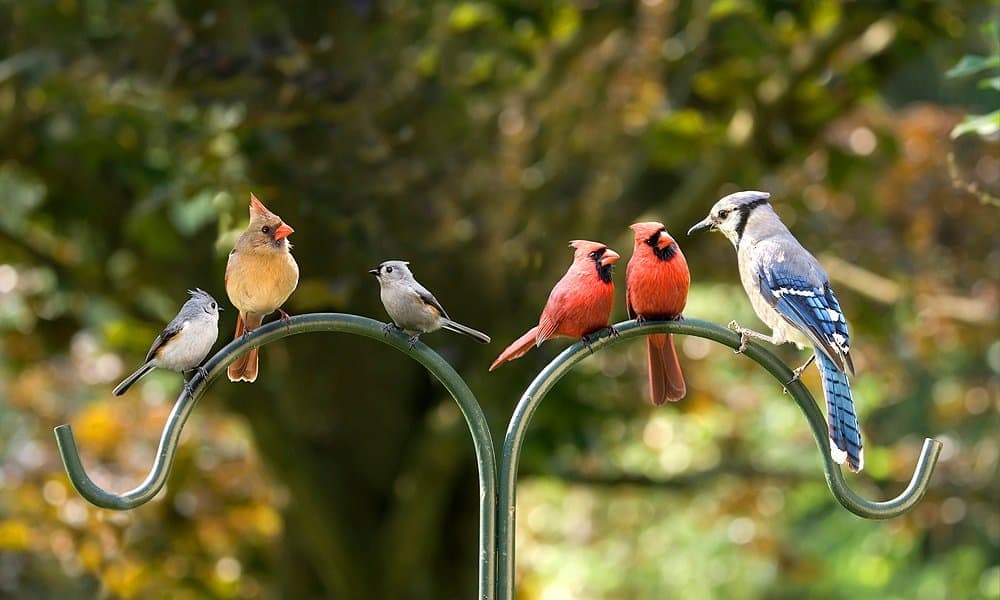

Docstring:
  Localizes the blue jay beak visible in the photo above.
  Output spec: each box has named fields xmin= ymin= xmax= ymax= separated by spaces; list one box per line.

xmin=687 ymin=217 xmax=714 ymax=236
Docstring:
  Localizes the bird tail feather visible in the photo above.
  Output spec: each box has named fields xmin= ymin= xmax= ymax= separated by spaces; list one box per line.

xmin=489 ymin=326 xmax=540 ymax=371
xmin=816 ymin=351 xmax=863 ymax=472
xmin=113 ymin=363 xmax=156 ymax=396
xmin=442 ymin=319 xmax=491 ymax=344
xmin=228 ymin=312 xmax=262 ymax=383
xmin=647 ymin=333 xmax=686 ymax=405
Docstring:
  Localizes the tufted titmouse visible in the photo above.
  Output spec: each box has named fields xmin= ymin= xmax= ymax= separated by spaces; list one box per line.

xmin=225 ymin=193 xmax=299 ymax=383
xmin=369 ymin=260 xmax=491 ymax=347
xmin=113 ymin=288 xmax=222 ymax=396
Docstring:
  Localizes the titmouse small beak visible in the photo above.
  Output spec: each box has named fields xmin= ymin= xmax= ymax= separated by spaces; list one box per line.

xmin=687 ymin=217 xmax=714 ymax=236
xmin=274 ymin=222 xmax=294 ymax=240
xmin=600 ymin=249 xmax=621 ymax=267
xmin=368 ymin=268 xmax=379 ymax=276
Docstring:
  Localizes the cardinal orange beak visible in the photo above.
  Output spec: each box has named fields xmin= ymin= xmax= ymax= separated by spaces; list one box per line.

xmin=600 ymin=249 xmax=620 ymax=267
xmin=274 ymin=222 xmax=294 ymax=240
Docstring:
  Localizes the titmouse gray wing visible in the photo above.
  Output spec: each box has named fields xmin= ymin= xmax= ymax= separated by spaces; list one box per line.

xmin=413 ymin=284 xmax=451 ymax=320
xmin=144 ymin=319 xmax=186 ymax=363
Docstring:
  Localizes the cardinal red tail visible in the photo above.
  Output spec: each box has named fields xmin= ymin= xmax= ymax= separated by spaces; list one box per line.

xmin=647 ymin=333 xmax=685 ymax=405
xmin=489 ymin=326 xmax=540 ymax=371
xmin=228 ymin=312 xmax=263 ymax=383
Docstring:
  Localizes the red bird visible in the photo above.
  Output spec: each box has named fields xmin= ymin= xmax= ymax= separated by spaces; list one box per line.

xmin=490 ymin=240 xmax=620 ymax=371
xmin=625 ymin=222 xmax=690 ymax=405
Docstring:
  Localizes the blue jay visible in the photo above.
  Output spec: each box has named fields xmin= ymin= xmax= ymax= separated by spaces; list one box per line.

xmin=688 ymin=191 xmax=863 ymax=472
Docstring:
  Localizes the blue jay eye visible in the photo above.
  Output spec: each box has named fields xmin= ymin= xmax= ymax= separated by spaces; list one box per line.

xmin=261 ymin=225 xmax=271 ymax=234
xmin=717 ymin=209 xmax=729 ymax=220
xmin=386 ymin=266 xmax=393 ymax=273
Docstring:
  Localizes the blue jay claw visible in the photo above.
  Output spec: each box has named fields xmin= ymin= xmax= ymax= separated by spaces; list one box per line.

xmin=728 ymin=320 xmax=750 ymax=354
xmin=786 ymin=354 xmax=817 ymax=386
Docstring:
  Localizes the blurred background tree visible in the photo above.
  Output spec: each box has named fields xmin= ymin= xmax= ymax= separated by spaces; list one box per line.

xmin=0 ymin=0 xmax=996 ymax=598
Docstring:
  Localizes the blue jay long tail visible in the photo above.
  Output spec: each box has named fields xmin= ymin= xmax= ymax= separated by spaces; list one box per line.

xmin=816 ymin=351 xmax=863 ymax=472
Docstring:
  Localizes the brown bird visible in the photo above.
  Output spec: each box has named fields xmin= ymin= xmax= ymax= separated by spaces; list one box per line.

xmin=489 ymin=240 xmax=619 ymax=371
xmin=225 ymin=193 xmax=299 ymax=382
xmin=625 ymin=222 xmax=690 ymax=405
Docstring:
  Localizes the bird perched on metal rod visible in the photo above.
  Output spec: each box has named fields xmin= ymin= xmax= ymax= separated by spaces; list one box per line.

xmin=626 ymin=222 xmax=690 ymax=405
xmin=490 ymin=240 xmax=619 ymax=371
xmin=225 ymin=194 xmax=299 ymax=383
xmin=370 ymin=260 xmax=491 ymax=348
xmin=113 ymin=289 xmax=222 ymax=396
xmin=688 ymin=190 xmax=863 ymax=472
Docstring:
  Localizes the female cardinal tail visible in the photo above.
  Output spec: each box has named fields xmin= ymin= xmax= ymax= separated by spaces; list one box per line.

xmin=228 ymin=312 xmax=262 ymax=383
xmin=647 ymin=333 xmax=685 ymax=405
xmin=489 ymin=326 xmax=540 ymax=371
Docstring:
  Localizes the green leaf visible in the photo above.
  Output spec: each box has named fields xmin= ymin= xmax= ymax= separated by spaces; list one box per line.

xmin=945 ymin=54 xmax=1000 ymax=79
xmin=950 ymin=109 xmax=1000 ymax=138
xmin=979 ymin=76 xmax=1000 ymax=91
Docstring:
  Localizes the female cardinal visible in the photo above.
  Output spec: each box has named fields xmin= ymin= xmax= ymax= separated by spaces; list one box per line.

xmin=489 ymin=240 xmax=619 ymax=371
xmin=225 ymin=194 xmax=299 ymax=382
xmin=625 ymin=221 xmax=690 ymax=405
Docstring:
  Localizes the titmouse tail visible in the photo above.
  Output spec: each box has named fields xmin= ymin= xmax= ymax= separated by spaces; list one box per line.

xmin=113 ymin=363 xmax=156 ymax=396
xmin=647 ymin=333 xmax=685 ymax=406
xmin=441 ymin=319 xmax=491 ymax=344
xmin=228 ymin=312 xmax=263 ymax=383
xmin=489 ymin=326 xmax=540 ymax=371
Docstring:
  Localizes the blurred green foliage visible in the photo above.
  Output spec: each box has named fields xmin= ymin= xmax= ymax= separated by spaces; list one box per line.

xmin=0 ymin=0 xmax=997 ymax=598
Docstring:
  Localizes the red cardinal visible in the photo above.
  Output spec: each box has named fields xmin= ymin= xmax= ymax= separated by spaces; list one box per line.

xmin=625 ymin=222 xmax=690 ymax=405
xmin=490 ymin=240 xmax=620 ymax=371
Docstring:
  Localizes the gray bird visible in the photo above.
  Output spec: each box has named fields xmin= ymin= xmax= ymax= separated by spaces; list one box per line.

xmin=369 ymin=260 xmax=491 ymax=348
xmin=113 ymin=289 xmax=223 ymax=396
xmin=688 ymin=191 xmax=863 ymax=472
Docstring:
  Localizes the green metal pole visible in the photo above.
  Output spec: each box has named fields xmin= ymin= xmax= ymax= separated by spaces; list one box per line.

xmin=54 ymin=313 xmax=498 ymax=600
xmin=496 ymin=318 xmax=942 ymax=600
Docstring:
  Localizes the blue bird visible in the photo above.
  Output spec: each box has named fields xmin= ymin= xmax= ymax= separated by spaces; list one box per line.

xmin=689 ymin=191 xmax=863 ymax=472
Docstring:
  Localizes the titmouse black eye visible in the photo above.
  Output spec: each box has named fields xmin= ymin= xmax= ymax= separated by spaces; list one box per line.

xmin=261 ymin=225 xmax=271 ymax=234
xmin=717 ymin=209 xmax=729 ymax=220
xmin=386 ymin=266 xmax=393 ymax=273
xmin=210 ymin=302 xmax=217 ymax=310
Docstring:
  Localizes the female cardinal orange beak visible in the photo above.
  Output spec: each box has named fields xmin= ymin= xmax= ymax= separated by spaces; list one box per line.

xmin=600 ymin=249 xmax=620 ymax=267
xmin=274 ymin=222 xmax=294 ymax=240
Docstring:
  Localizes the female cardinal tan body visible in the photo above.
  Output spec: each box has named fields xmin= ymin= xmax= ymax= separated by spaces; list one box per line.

xmin=625 ymin=222 xmax=690 ymax=405
xmin=225 ymin=194 xmax=299 ymax=382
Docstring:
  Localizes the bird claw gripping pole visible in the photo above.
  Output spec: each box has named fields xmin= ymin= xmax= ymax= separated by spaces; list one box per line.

xmin=495 ymin=318 xmax=942 ymax=600
xmin=53 ymin=313 xmax=498 ymax=600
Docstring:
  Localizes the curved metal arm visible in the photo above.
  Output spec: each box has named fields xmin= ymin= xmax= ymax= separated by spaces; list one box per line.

xmin=55 ymin=313 xmax=498 ymax=600
xmin=496 ymin=318 xmax=942 ymax=600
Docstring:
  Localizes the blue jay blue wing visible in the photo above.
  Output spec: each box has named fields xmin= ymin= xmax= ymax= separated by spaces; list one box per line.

xmin=757 ymin=266 xmax=853 ymax=375
xmin=145 ymin=320 xmax=187 ymax=362
xmin=415 ymin=287 xmax=450 ymax=320
xmin=817 ymin=352 xmax=864 ymax=472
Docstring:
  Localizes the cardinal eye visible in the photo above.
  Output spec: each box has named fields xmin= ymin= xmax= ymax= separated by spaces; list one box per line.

xmin=386 ymin=266 xmax=393 ymax=273
xmin=261 ymin=225 xmax=271 ymax=234
xmin=717 ymin=209 xmax=729 ymax=220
